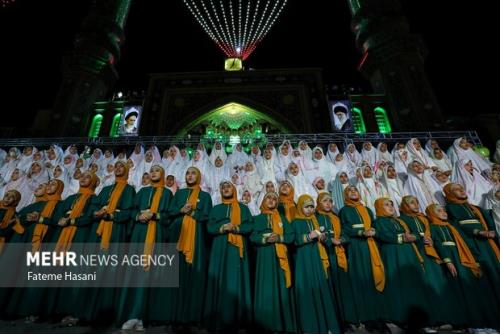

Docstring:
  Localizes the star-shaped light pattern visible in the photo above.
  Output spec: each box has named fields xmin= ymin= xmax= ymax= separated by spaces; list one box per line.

xmin=1 ymin=0 xmax=15 ymax=8
xmin=183 ymin=0 xmax=288 ymax=60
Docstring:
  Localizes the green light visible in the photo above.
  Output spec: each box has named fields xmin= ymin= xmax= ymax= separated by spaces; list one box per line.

xmin=351 ymin=107 xmax=366 ymax=134
xmin=88 ymin=114 xmax=104 ymax=138
xmin=374 ymin=107 xmax=392 ymax=134
xmin=109 ymin=113 xmax=122 ymax=137
xmin=224 ymin=58 xmax=243 ymax=71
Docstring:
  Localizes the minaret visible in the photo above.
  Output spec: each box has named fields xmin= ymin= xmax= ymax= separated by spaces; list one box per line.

xmin=52 ymin=0 xmax=132 ymax=136
xmin=347 ymin=0 xmax=444 ymax=131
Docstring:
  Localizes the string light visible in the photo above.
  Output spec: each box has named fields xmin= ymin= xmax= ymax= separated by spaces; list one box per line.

xmin=183 ymin=0 xmax=288 ymax=60
xmin=1 ymin=0 xmax=15 ymax=8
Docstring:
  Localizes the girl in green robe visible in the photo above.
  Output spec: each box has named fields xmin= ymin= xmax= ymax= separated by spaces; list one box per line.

xmin=250 ymin=191 xmax=296 ymax=333
xmin=79 ymin=161 xmax=136 ymax=323
xmin=117 ymin=164 xmax=172 ymax=330
xmin=292 ymin=194 xmax=340 ymax=334
xmin=167 ymin=166 xmax=212 ymax=326
xmin=7 ymin=180 xmax=65 ymax=319
xmin=51 ymin=171 xmax=99 ymax=321
xmin=338 ymin=186 xmax=386 ymax=324
xmin=443 ymin=183 xmax=500 ymax=301
xmin=398 ymin=195 xmax=466 ymax=327
xmin=426 ymin=204 xmax=499 ymax=328
xmin=316 ymin=192 xmax=358 ymax=326
xmin=204 ymin=181 xmax=253 ymax=332
xmin=374 ymin=198 xmax=430 ymax=327
xmin=0 ymin=189 xmax=23 ymax=312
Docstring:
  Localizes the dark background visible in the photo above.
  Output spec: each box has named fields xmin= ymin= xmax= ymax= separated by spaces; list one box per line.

xmin=0 ymin=0 xmax=492 ymax=128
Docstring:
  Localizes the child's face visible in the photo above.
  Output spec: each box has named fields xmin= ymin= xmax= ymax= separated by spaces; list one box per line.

xmin=166 ymin=176 xmax=175 ymax=187
xmin=320 ymin=198 xmax=333 ymax=212
xmin=242 ymin=191 xmax=251 ymax=204
xmin=302 ymin=205 xmax=314 ymax=217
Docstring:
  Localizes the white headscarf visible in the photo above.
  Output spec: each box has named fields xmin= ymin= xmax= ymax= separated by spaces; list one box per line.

xmin=326 ymin=143 xmax=340 ymax=163
xmin=228 ymin=143 xmax=249 ymax=171
xmin=377 ymin=142 xmax=393 ymax=164
xmin=241 ymin=161 xmax=263 ymax=199
xmin=286 ymin=162 xmax=316 ymax=202
xmin=403 ymin=160 xmax=442 ymax=211
xmin=310 ymin=146 xmax=338 ymax=184
xmin=380 ymin=164 xmax=403 ymax=215
xmin=394 ymin=148 xmax=410 ymax=182
xmin=361 ymin=142 xmax=379 ymax=167
xmin=355 ymin=165 xmax=387 ymax=212
xmin=257 ymin=147 xmax=280 ymax=185
xmin=430 ymin=148 xmax=453 ymax=173
xmin=297 ymin=140 xmax=313 ymax=160
xmin=209 ymin=141 xmax=227 ymax=165
xmin=494 ymin=140 xmax=500 ymax=163
xmin=17 ymin=147 xmax=37 ymax=173
xmin=406 ymin=138 xmax=435 ymax=168
xmin=450 ymin=137 xmax=492 ymax=172
xmin=345 ymin=143 xmax=362 ymax=167
xmin=451 ymin=159 xmax=492 ymax=206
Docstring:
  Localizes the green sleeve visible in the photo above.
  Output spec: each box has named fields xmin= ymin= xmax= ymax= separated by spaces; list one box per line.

xmin=249 ymin=215 xmax=270 ymax=246
xmin=340 ymin=207 xmax=366 ymax=238
xmin=293 ymin=219 xmax=313 ymax=246
xmin=375 ymin=217 xmax=403 ymax=244
xmin=446 ymin=204 xmax=484 ymax=239
xmin=207 ymin=205 xmax=229 ymax=235
xmin=112 ymin=186 xmax=136 ymax=224
xmin=157 ymin=189 xmax=173 ymax=227
xmin=72 ymin=195 xmax=98 ymax=227
xmin=281 ymin=214 xmax=294 ymax=244
xmin=430 ymin=225 xmax=453 ymax=263
xmin=193 ymin=191 xmax=212 ymax=224
xmin=234 ymin=204 xmax=253 ymax=235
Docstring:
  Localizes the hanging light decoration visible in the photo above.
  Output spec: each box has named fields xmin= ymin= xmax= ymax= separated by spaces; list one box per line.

xmin=1 ymin=0 xmax=15 ymax=7
xmin=182 ymin=0 xmax=288 ymax=61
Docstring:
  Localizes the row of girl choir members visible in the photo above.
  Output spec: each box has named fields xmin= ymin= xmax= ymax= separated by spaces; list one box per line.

xmin=0 ymin=161 xmax=498 ymax=332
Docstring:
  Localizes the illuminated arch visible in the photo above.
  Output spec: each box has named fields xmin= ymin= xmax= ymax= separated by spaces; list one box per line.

xmin=88 ymin=114 xmax=103 ymax=138
xmin=175 ymin=101 xmax=293 ymax=137
xmin=351 ymin=107 xmax=366 ymax=134
xmin=109 ymin=113 xmax=122 ymax=137
xmin=374 ymin=106 xmax=392 ymax=133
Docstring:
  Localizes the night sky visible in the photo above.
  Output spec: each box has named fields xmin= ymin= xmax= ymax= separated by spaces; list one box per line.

xmin=0 ymin=0 xmax=492 ymax=128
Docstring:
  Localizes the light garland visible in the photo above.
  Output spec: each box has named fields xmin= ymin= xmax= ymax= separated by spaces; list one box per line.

xmin=183 ymin=0 xmax=288 ymax=60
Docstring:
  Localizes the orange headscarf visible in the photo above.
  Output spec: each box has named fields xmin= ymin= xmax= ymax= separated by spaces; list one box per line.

xmin=55 ymin=172 xmax=98 ymax=253
xmin=260 ymin=192 xmax=292 ymax=287
xmin=400 ymin=195 xmax=441 ymax=263
xmin=295 ymin=194 xmax=330 ymax=277
xmin=32 ymin=179 xmax=64 ymax=253
xmin=177 ymin=167 xmax=201 ymax=264
xmin=0 ymin=190 xmax=23 ymax=254
xmin=444 ymin=183 xmax=500 ymax=262
xmin=316 ymin=192 xmax=347 ymax=272
xmin=221 ymin=182 xmax=244 ymax=258
xmin=278 ymin=181 xmax=296 ymax=223
xmin=96 ymin=161 xmax=129 ymax=250
xmin=344 ymin=186 xmax=385 ymax=291
xmin=143 ymin=165 xmax=165 ymax=270
xmin=375 ymin=198 xmax=424 ymax=265
xmin=426 ymin=204 xmax=482 ymax=277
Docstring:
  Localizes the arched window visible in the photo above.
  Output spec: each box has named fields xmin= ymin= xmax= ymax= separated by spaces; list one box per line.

xmin=351 ymin=107 xmax=366 ymax=134
xmin=374 ymin=107 xmax=392 ymax=133
xmin=109 ymin=113 xmax=122 ymax=137
xmin=88 ymin=114 xmax=103 ymax=138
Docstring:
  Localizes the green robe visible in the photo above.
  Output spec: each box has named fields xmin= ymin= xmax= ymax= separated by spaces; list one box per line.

xmin=338 ymin=206 xmax=386 ymax=322
xmin=445 ymin=203 xmax=500 ymax=301
xmin=78 ymin=183 xmax=136 ymax=323
xmin=250 ymin=212 xmax=296 ymax=333
xmin=166 ymin=188 xmax=212 ymax=325
xmin=400 ymin=213 xmax=466 ymax=325
xmin=6 ymin=201 xmax=62 ymax=318
xmin=375 ymin=216 xmax=430 ymax=325
xmin=0 ymin=207 xmax=24 ymax=312
xmin=431 ymin=223 xmax=500 ymax=328
xmin=51 ymin=193 xmax=98 ymax=317
xmin=316 ymin=212 xmax=358 ymax=325
xmin=292 ymin=217 xmax=340 ymax=334
xmin=116 ymin=186 xmax=172 ymax=325
xmin=204 ymin=202 xmax=253 ymax=332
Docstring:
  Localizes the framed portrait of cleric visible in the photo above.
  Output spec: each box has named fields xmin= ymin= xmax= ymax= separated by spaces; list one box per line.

xmin=119 ymin=106 xmax=142 ymax=136
xmin=329 ymin=100 xmax=352 ymax=132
